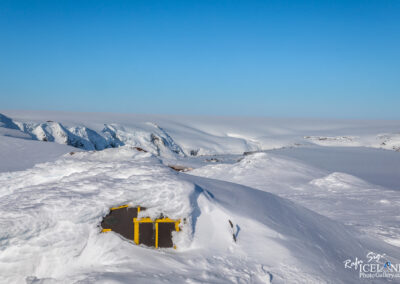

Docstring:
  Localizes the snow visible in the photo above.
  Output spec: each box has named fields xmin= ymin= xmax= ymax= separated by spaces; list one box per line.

xmin=2 ymin=147 xmax=398 ymax=283
xmin=1 ymin=110 xmax=400 ymax=283
xmin=0 ymin=132 xmax=77 ymax=172
xmin=269 ymin=146 xmax=400 ymax=190
xmin=0 ymin=148 xmax=195 ymax=283
xmin=0 ymin=113 xmax=19 ymax=130
xmin=2 ymin=110 xmax=400 ymax=156
xmin=189 ymin=150 xmax=400 ymax=250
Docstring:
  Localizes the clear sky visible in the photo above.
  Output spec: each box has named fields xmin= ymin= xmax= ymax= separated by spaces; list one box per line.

xmin=0 ymin=0 xmax=399 ymax=119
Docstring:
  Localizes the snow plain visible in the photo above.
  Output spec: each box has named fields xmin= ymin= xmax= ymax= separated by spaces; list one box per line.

xmin=0 ymin=110 xmax=399 ymax=283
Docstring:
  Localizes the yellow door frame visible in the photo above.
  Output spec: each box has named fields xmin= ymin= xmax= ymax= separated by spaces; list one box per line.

xmin=102 ymin=205 xmax=181 ymax=249
xmin=133 ymin=217 xmax=180 ymax=248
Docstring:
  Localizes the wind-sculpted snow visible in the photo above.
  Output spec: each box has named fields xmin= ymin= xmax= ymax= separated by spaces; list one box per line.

xmin=190 ymin=151 xmax=400 ymax=249
xmin=0 ymin=147 xmax=196 ymax=283
xmin=0 ymin=147 xmax=395 ymax=283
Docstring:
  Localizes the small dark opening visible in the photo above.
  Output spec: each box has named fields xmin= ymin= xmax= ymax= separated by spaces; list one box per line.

xmin=101 ymin=205 xmax=180 ymax=249
xmin=139 ymin=223 xmax=155 ymax=247
xmin=101 ymin=207 xmax=139 ymax=240
xmin=158 ymin=223 xmax=175 ymax=248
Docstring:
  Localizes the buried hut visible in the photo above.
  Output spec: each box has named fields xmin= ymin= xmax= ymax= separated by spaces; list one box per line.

xmin=101 ymin=205 xmax=181 ymax=248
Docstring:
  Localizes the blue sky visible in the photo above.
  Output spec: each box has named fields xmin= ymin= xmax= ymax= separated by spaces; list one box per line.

xmin=0 ymin=0 xmax=399 ymax=118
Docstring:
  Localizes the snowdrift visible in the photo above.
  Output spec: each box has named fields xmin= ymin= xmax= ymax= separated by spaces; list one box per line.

xmin=0 ymin=147 xmax=397 ymax=283
xmin=190 ymin=151 xmax=400 ymax=249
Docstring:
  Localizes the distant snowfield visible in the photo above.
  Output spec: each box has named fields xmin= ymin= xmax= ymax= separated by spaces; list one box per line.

xmin=270 ymin=146 xmax=400 ymax=190
xmin=0 ymin=110 xmax=400 ymax=283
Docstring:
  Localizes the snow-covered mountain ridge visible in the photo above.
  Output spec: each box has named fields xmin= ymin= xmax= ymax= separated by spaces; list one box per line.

xmin=1 ymin=113 xmax=185 ymax=157
xmin=1 ymin=111 xmax=400 ymax=156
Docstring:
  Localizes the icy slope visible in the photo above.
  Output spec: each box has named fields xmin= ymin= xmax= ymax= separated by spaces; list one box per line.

xmin=0 ymin=147 xmax=394 ymax=283
xmin=0 ymin=113 xmax=19 ymax=130
xmin=0 ymin=134 xmax=77 ymax=172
